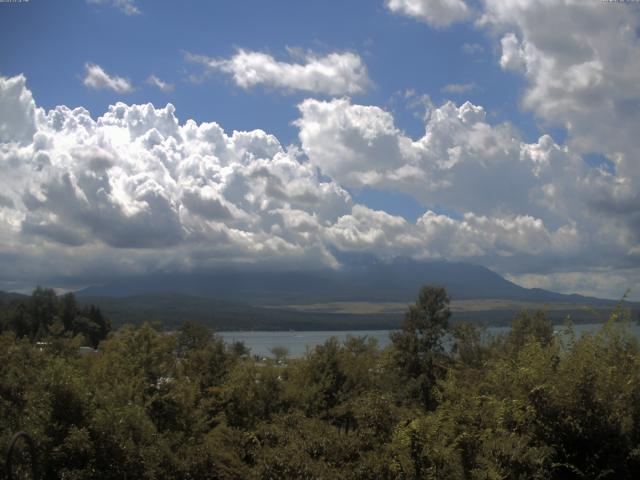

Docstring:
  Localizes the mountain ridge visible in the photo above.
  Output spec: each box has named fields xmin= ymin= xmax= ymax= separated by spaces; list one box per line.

xmin=75 ymin=259 xmax=620 ymax=306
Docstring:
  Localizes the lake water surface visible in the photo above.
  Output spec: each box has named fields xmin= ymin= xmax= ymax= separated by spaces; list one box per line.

xmin=220 ymin=322 xmax=640 ymax=358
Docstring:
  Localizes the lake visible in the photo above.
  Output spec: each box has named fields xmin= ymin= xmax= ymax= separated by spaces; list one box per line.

xmin=219 ymin=322 xmax=640 ymax=358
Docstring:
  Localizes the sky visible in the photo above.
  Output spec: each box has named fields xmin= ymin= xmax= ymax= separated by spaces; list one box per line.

xmin=0 ymin=0 xmax=639 ymax=300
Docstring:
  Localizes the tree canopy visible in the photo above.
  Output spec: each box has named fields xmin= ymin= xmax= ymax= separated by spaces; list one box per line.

xmin=1 ymin=286 xmax=640 ymax=478
xmin=0 ymin=288 xmax=110 ymax=347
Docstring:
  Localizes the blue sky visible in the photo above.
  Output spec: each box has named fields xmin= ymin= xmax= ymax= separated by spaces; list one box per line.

xmin=0 ymin=0 xmax=639 ymax=299
xmin=0 ymin=0 xmax=537 ymax=144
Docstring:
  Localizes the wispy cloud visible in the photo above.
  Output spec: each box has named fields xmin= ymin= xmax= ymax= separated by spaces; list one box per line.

xmin=83 ymin=63 xmax=133 ymax=94
xmin=441 ymin=82 xmax=476 ymax=94
xmin=186 ymin=49 xmax=371 ymax=96
xmin=461 ymin=43 xmax=484 ymax=55
xmin=86 ymin=0 xmax=140 ymax=16
xmin=146 ymin=75 xmax=174 ymax=93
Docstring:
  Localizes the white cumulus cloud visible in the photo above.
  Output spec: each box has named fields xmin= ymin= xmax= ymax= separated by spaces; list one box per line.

xmin=473 ymin=0 xmax=640 ymax=292
xmin=381 ymin=0 xmax=640 ymax=296
xmin=296 ymin=97 xmax=538 ymax=215
xmin=0 ymin=74 xmax=356 ymax=289
xmin=295 ymin=95 xmax=640 ymax=297
xmin=186 ymin=49 xmax=371 ymax=96
xmin=480 ymin=0 xmax=640 ymax=198
xmin=386 ymin=0 xmax=471 ymax=27
xmin=83 ymin=63 xmax=134 ymax=93
xmin=0 ymin=75 xmax=36 ymax=145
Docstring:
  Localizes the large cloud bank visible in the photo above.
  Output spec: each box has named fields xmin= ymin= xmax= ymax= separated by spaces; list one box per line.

xmin=375 ymin=0 xmax=640 ymax=297
xmin=1 ymin=71 xmax=638 ymax=298
xmin=481 ymin=0 xmax=640 ymax=240
xmin=296 ymin=97 xmax=639 ymax=283
xmin=0 ymin=75 xmax=353 ymax=288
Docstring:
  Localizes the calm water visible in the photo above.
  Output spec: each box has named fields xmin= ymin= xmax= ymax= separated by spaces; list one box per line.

xmin=220 ymin=330 xmax=394 ymax=358
xmin=219 ymin=323 xmax=640 ymax=358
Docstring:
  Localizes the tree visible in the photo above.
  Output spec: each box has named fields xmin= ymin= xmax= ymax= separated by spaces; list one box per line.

xmin=176 ymin=320 xmax=213 ymax=356
xmin=452 ymin=322 xmax=490 ymax=368
xmin=507 ymin=309 xmax=554 ymax=354
xmin=390 ymin=285 xmax=451 ymax=409
xmin=75 ymin=304 xmax=111 ymax=347
xmin=29 ymin=286 xmax=59 ymax=340
xmin=178 ymin=323 xmax=230 ymax=392
xmin=60 ymin=292 xmax=78 ymax=333
xmin=229 ymin=340 xmax=250 ymax=359
xmin=270 ymin=345 xmax=289 ymax=364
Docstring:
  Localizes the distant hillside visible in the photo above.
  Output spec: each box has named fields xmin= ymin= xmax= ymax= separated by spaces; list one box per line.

xmin=77 ymin=293 xmax=631 ymax=332
xmin=77 ymin=258 xmax=617 ymax=306
xmin=0 ymin=291 xmax=27 ymax=303
xmin=76 ymin=293 xmax=405 ymax=331
xmin=3 ymin=259 xmax=631 ymax=331
xmin=71 ymin=259 xmax=636 ymax=330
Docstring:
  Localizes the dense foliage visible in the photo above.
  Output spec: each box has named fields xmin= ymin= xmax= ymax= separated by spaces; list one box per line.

xmin=0 ymin=288 xmax=110 ymax=348
xmin=2 ymin=285 xmax=640 ymax=479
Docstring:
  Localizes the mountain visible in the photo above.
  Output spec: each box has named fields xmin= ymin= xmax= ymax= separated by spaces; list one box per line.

xmin=0 ymin=290 xmax=28 ymax=303
xmin=76 ymin=258 xmax=615 ymax=306
xmin=74 ymin=259 xmax=636 ymax=330
xmin=2 ymin=260 xmax=633 ymax=331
